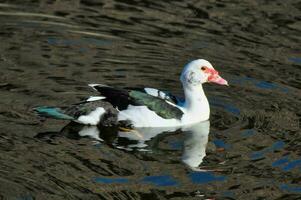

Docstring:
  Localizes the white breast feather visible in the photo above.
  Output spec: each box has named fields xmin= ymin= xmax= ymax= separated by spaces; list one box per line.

xmin=118 ymin=105 xmax=181 ymax=127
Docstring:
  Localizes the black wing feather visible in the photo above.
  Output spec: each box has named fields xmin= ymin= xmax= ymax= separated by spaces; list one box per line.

xmin=92 ymin=85 xmax=131 ymax=110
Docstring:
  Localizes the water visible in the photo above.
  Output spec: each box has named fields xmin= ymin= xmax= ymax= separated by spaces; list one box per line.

xmin=0 ymin=0 xmax=300 ymax=199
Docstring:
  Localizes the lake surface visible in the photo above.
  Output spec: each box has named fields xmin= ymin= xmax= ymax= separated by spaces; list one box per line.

xmin=0 ymin=0 xmax=300 ymax=199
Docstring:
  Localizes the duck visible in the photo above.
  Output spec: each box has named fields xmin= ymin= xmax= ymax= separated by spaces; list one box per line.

xmin=35 ymin=59 xmax=228 ymax=128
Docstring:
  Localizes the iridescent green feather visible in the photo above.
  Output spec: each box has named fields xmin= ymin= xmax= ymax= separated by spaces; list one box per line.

xmin=129 ymin=90 xmax=183 ymax=119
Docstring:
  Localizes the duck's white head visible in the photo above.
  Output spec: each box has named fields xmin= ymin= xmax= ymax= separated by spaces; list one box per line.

xmin=180 ymin=59 xmax=228 ymax=87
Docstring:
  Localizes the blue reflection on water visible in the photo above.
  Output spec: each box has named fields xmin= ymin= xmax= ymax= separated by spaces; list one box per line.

xmin=272 ymin=156 xmax=301 ymax=172
xmin=189 ymin=171 xmax=226 ymax=184
xmin=93 ymin=175 xmax=179 ymax=187
xmin=230 ymin=76 xmax=289 ymax=93
xmin=250 ymin=141 xmax=285 ymax=160
xmin=141 ymin=175 xmax=178 ymax=186
xmin=272 ymin=156 xmax=289 ymax=167
xmin=289 ymin=57 xmax=301 ymax=64
xmin=280 ymin=184 xmax=301 ymax=193
xmin=282 ymin=158 xmax=301 ymax=171
xmin=209 ymin=98 xmax=240 ymax=116
xmin=255 ymin=81 xmax=277 ymax=89
xmin=93 ymin=177 xmax=129 ymax=184
xmin=213 ymin=139 xmax=230 ymax=150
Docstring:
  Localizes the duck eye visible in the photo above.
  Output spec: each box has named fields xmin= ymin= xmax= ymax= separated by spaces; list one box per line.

xmin=201 ymin=66 xmax=206 ymax=71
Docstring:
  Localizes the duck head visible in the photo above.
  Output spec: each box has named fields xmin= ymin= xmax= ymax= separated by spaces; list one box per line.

xmin=180 ymin=59 xmax=228 ymax=87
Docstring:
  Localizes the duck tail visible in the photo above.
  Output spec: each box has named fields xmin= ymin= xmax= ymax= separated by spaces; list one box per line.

xmin=34 ymin=106 xmax=74 ymax=120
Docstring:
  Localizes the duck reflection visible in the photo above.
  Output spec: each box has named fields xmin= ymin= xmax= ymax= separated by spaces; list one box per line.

xmin=181 ymin=121 xmax=210 ymax=169
xmin=41 ymin=120 xmax=210 ymax=169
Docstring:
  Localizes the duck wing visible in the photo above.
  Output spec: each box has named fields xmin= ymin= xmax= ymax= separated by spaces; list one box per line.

xmin=89 ymin=84 xmax=184 ymax=120
xmin=125 ymin=87 xmax=184 ymax=106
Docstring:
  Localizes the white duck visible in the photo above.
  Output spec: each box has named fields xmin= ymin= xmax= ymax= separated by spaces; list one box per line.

xmin=35 ymin=59 xmax=228 ymax=127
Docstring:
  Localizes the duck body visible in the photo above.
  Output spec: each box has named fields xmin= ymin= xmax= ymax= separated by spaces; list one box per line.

xmin=35 ymin=59 xmax=228 ymax=128
xmin=115 ymin=86 xmax=210 ymax=127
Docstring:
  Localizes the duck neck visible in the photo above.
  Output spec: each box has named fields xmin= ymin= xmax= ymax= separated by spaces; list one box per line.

xmin=182 ymin=84 xmax=210 ymax=121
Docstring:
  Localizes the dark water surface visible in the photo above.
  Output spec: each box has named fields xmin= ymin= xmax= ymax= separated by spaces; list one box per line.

xmin=0 ymin=0 xmax=300 ymax=199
